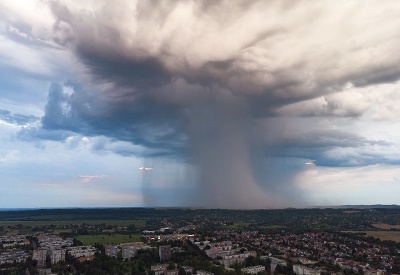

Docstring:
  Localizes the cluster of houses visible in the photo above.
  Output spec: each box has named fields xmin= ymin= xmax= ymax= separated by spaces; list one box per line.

xmin=194 ymin=240 xmax=257 ymax=267
xmin=32 ymin=234 xmax=96 ymax=266
xmin=0 ymin=234 xmax=30 ymax=264
xmin=248 ymin=231 xmax=398 ymax=275
xmin=2 ymin=227 xmax=400 ymax=275
xmin=104 ymin=241 xmax=151 ymax=259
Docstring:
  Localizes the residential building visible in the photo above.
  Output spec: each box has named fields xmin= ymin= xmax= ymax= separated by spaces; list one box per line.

xmin=241 ymin=265 xmax=266 ymax=274
xmin=151 ymin=264 xmax=167 ymax=275
xmin=182 ymin=266 xmax=194 ymax=274
xmin=0 ymin=250 xmax=30 ymax=264
xmin=105 ymin=244 xmax=119 ymax=257
xmin=293 ymin=265 xmax=321 ymax=275
xmin=121 ymin=243 xmax=136 ymax=259
xmin=159 ymin=245 xmax=172 ymax=262
xmin=219 ymin=251 xmax=257 ymax=267
xmin=50 ymin=249 xmax=65 ymax=264
xmin=270 ymin=257 xmax=287 ymax=274
xmin=67 ymin=246 xmax=96 ymax=258
xmin=33 ymin=249 xmax=48 ymax=267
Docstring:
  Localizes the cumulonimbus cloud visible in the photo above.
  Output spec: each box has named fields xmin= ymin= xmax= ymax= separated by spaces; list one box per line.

xmin=16 ymin=0 xmax=400 ymax=207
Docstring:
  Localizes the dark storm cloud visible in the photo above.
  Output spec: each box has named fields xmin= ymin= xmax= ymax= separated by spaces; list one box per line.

xmin=268 ymin=129 xmax=394 ymax=167
xmin=32 ymin=0 xmax=400 ymax=207
xmin=39 ymin=82 xmax=187 ymax=156
xmin=45 ymin=1 xmax=400 ymax=113
xmin=279 ymin=130 xmax=390 ymax=149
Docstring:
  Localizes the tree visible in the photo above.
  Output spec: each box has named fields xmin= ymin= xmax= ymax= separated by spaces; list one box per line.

xmin=167 ymin=261 xmax=175 ymax=270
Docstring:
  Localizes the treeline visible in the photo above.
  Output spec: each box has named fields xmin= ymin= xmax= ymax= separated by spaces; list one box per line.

xmin=1 ymin=208 xmax=400 ymax=231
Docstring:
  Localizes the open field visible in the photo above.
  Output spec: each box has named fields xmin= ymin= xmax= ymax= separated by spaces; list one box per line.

xmin=52 ymin=229 xmax=74 ymax=234
xmin=257 ymin=225 xmax=287 ymax=230
xmin=345 ymin=231 xmax=400 ymax=242
xmin=76 ymin=234 xmax=142 ymax=245
xmin=372 ymin=223 xmax=400 ymax=230
xmin=222 ymin=222 xmax=250 ymax=229
xmin=0 ymin=219 xmax=146 ymax=227
xmin=4 ymin=229 xmax=19 ymax=236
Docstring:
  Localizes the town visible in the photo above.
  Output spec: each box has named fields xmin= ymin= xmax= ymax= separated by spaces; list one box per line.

xmin=1 ymin=207 xmax=400 ymax=275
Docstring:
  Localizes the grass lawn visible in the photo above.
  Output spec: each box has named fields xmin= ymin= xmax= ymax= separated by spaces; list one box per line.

xmin=76 ymin=234 xmax=142 ymax=245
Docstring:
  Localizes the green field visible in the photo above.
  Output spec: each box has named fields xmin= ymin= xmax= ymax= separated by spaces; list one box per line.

xmin=222 ymin=222 xmax=250 ymax=229
xmin=76 ymin=234 xmax=142 ymax=245
xmin=0 ymin=219 xmax=146 ymax=228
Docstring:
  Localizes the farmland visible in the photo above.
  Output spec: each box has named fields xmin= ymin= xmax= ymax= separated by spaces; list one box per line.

xmin=359 ymin=231 xmax=400 ymax=242
xmin=372 ymin=223 xmax=400 ymax=230
xmin=345 ymin=231 xmax=400 ymax=242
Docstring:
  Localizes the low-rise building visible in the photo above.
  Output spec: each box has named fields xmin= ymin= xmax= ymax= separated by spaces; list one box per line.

xmin=165 ymin=270 xmax=179 ymax=275
xmin=121 ymin=243 xmax=136 ymax=259
xmin=105 ymin=244 xmax=119 ymax=257
xmin=241 ymin=265 xmax=266 ymax=274
xmin=182 ymin=266 xmax=194 ymax=274
xmin=67 ymin=246 xmax=96 ymax=258
xmin=270 ymin=257 xmax=287 ymax=274
xmin=151 ymin=264 xmax=167 ymax=275
xmin=0 ymin=235 xmax=29 ymax=248
xmin=219 ymin=251 xmax=257 ymax=267
xmin=0 ymin=250 xmax=30 ymax=264
xmin=293 ymin=264 xmax=322 ymax=275
xmin=37 ymin=234 xmax=73 ymax=250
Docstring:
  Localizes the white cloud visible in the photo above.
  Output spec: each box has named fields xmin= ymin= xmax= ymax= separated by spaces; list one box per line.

xmin=77 ymin=175 xmax=106 ymax=183
xmin=297 ymin=164 xmax=400 ymax=205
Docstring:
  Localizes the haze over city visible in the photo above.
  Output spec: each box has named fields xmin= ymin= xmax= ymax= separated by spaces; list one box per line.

xmin=1 ymin=0 xmax=400 ymax=209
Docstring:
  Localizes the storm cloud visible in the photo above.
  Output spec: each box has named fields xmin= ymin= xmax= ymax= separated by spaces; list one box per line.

xmin=22 ymin=0 xmax=400 ymax=208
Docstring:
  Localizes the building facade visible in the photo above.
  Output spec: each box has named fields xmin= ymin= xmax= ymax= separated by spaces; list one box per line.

xmin=159 ymin=245 xmax=172 ymax=262
xmin=33 ymin=249 xmax=47 ymax=267
xmin=241 ymin=265 xmax=266 ymax=274
xmin=50 ymin=249 xmax=65 ymax=264
xmin=121 ymin=243 xmax=136 ymax=259
xmin=105 ymin=244 xmax=119 ymax=257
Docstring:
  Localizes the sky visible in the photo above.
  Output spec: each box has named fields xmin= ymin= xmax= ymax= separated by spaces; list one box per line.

xmin=1 ymin=0 xmax=400 ymax=209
